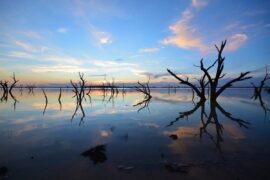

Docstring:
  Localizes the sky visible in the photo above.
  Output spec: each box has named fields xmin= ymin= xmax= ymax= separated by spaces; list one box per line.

xmin=0 ymin=0 xmax=269 ymax=85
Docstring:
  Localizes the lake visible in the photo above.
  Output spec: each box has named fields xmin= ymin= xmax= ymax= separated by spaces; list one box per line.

xmin=0 ymin=88 xmax=270 ymax=180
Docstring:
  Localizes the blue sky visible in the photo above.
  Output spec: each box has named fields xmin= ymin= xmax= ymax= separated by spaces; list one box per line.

xmin=0 ymin=0 xmax=269 ymax=85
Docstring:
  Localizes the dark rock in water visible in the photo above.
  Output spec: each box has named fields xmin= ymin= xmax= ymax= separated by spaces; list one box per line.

xmin=164 ymin=162 xmax=189 ymax=173
xmin=31 ymin=156 xmax=34 ymax=159
xmin=110 ymin=127 xmax=115 ymax=132
xmin=0 ymin=166 xmax=8 ymax=177
xmin=169 ymin=134 xmax=178 ymax=140
xmin=81 ymin=145 xmax=107 ymax=164
xmin=160 ymin=153 xmax=165 ymax=159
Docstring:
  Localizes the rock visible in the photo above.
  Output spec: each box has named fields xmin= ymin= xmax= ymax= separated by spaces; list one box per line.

xmin=169 ymin=134 xmax=178 ymax=140
xmin=0 ymin=166 xmax=8 ymax=177
xmin=164 ymin=162 xmax=189 ymax=173
xmin=81 ymin=145 xmax=107 ymax=164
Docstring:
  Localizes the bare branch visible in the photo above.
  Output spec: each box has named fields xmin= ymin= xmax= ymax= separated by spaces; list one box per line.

xmin=216 ymin=72 xmax=252 ymax=97
xmin=167 ymin=69 xmax=204 ymax=99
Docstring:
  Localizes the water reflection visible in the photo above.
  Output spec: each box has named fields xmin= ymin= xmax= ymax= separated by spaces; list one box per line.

xmin=0 ymin=88 xmax=270 ymax=179
xmin=167 ymin=99 xmax=250 ymax=151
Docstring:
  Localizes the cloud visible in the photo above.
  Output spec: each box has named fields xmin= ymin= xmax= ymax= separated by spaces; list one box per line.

xmin=90 ymin=60 xmax=147 ymax=78
xmin=226 ymin=34 xmax=248 ymax=51
xmin=225 ymin=21 xmax=262 ymax=32
xmin=242 ymin=9 xmax=265 ymax=17
xmin=91 ymin=30 xmax=112 ymax=45
xmin=32 ymin=65 xmax=90 ymax=73
xmin=7 ymin=51 xmax=34 ymax=59
xmin=163 ymin=9 xmax=209 ymax=53
xmin=15 ymin=41 xmax=37 ymax=52
xmin=19 ymin=31 xmax=43 ymax=40
xmin=139 ymin=47 xmax=160 ymax=53
xmin=113 ymin=58 xmax=124 ymax=61
xmin=138 ymin=71 xmax=199 ymax=80
xmin=191 ymin=0 xmax=208 ymax=9
xmin=7 ymin=50 xmax=84 ymax=65
xmin=93 ymin=60 xmax=136 ymax=69
xmin=72 ymin=0 xmax=126 ymax=19
xmin=56 ymin=27 xmax=68 ymax=33
xmin=43 ymin=54 xmax=83 ymax=65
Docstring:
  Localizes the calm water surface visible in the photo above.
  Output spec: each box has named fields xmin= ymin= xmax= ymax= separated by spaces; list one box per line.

xmin=0 ymin=88 xmax=270 ymax=180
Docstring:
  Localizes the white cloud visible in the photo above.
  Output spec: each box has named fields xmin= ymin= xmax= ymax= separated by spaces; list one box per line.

xmin=93 ymin=61 xmax=136 ymax=69
xmin=15 ymin=41 xmax=37 ymax=52
xmin=7 ymin=50 xmax=84 ymax=65
xmin=32 ymin=65 xmax=90 ymax=73
xmin=191 ymin=0 xmax=208 ymax=9
xmin=7 ymin=51 xmax=34 ymax=59
xmin=226 ymin=34 xmax=248 ymax=51
xmin=139 ymin=47 xmax=160 ymax=53
xmin=43 ymin=54 xmax=83 ymax=65
xmin=91 ymin=60 xmax=146 ymax=77
xmin=91 ymin=30 xmax=112 ymax=45
xmin=163 ymin=9 xmax=209 ymax=53
xmin=56 ymin=27 xmax=68 ymax=33
xmin=19 ymin=31 xmax=43 ymax=40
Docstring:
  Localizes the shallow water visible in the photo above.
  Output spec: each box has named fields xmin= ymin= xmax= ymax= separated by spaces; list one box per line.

xmin=0 ymin=88 xmax=270 ymax=180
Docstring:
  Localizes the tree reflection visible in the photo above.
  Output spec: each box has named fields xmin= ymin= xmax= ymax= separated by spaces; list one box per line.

xmin=133 ymin=80 xmax=152 ymax=112
xmin=167 ymin=99 xmax=250 ymax=151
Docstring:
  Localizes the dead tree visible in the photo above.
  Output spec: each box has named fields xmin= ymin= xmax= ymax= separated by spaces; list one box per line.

xmin=70 ymin=72 xmax=86 ymax=125
xmin=168 ymin=40 xmax=252 ymax=101
xmin=0 ymin=73 xmax=20 ymax=103
xmin=251 ymin=66 xmax=270 ymax=115
xmin=26 ymin=85 xmax=35 ymax=94
xmin=251 ymin=66 xmax=270 ymax=99
xmin=167 ymin=69 xmax=207 ymax=100
xmin=0 ymin=80 xmax=9 ymax=102
xmin=8 ymin=73 xmax=19 ymax=94
xmin=58 ymin=88 xmax=62 ymax=111
xmin=133 ymin=79 xmax=152 ymax=112
xmin=19 ymin=85 xmax=23 ymax=95
xmin=42 ymin=89 xmax=48 ymax=115
xmin=122 ymin=84 xmax=127 ymax=100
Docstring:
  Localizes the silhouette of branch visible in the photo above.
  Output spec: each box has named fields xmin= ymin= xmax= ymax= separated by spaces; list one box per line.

xmin=167 ymin=98 xmax=250 ymax=151
xmin=9 ymin=73 xmax=19 ymax=94
xmin=166 ymin=100 xmax=204 ymax=127
xmin=250 ymin=66 xmax=270 ymax=116
xmin=42 ymin=89 xmax=48 ymax=115
xmin=0 ymin=81 xmax=9 ymax=102
xmin=70 ymin=72 xmax=86 ymax=125
xmin=167 ymin=69 xmax=204 ymax=100
xmin=168 ymin=40 xmax=252 ymax=101
xmin=58 ymin=88 xmax=62 ymax=111
xmin=215 ymin=72 xmax=251 ymax=98
xmin=9 ymin=91 xmax=19 ymax=111
xmin=134 ymin=79 xmax=152 ymax=112
xmin=215 ymin=102 xmax=250 ymax=128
